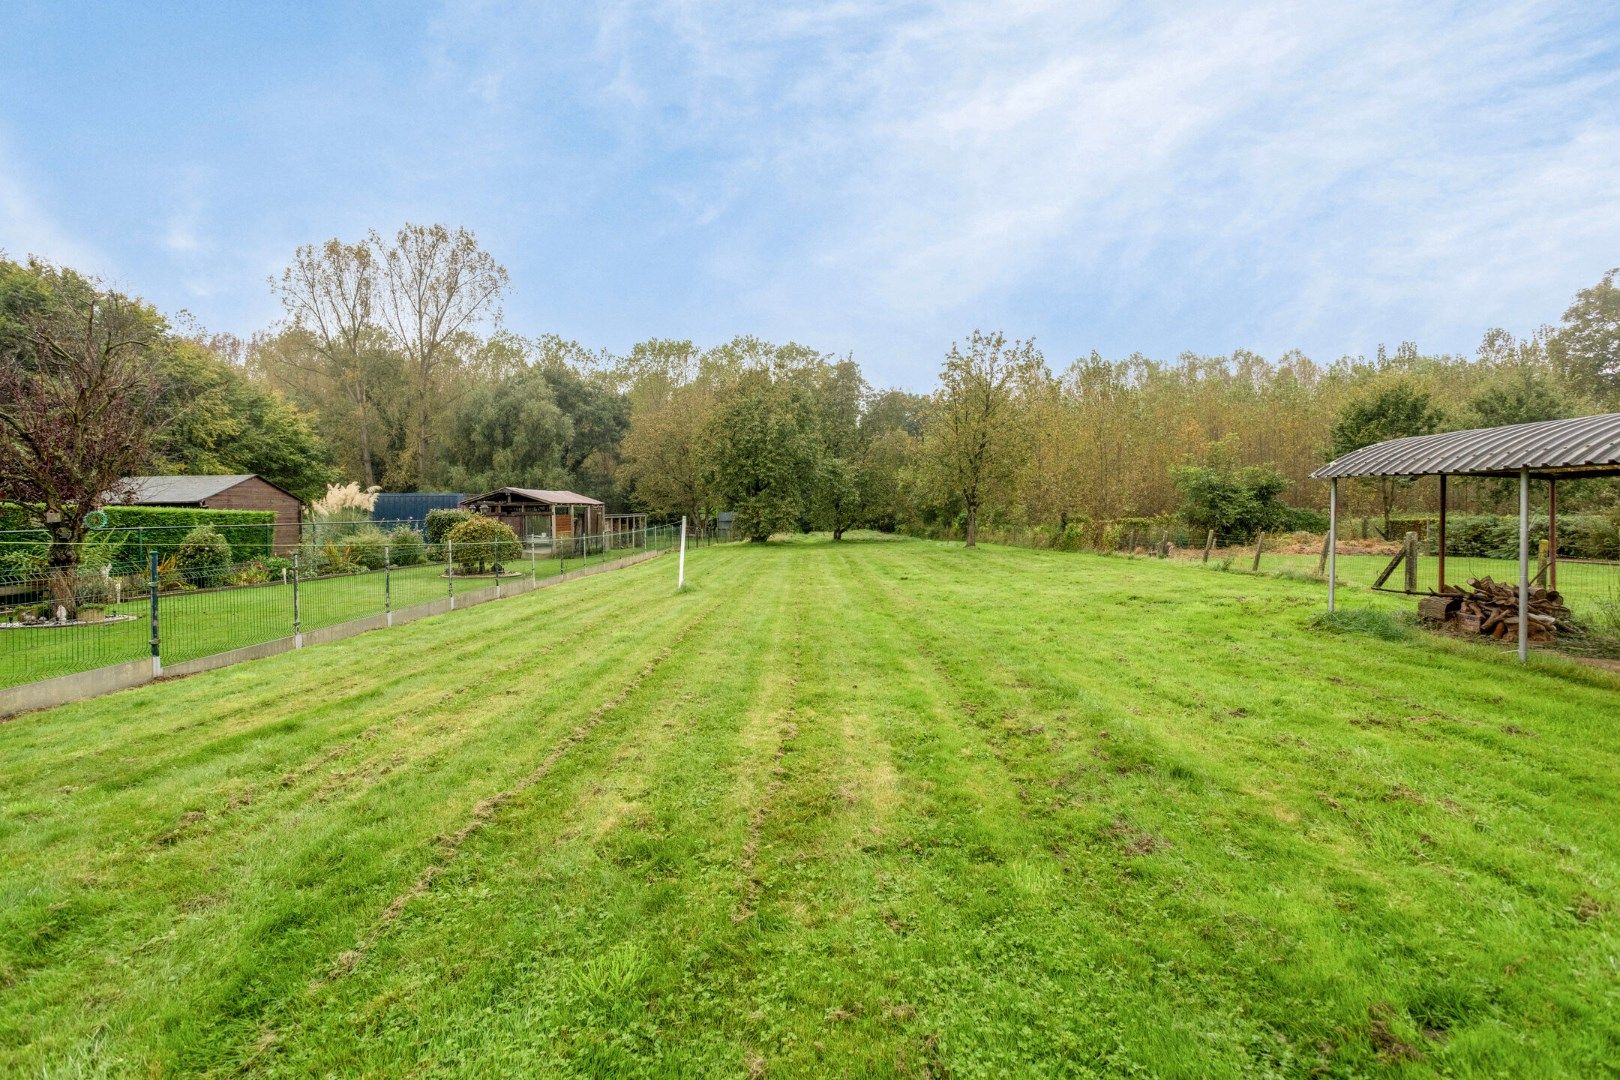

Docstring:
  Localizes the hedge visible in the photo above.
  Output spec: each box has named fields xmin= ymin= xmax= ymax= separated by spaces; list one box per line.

xmin=0 ymin=503 xmax=276 ymax=574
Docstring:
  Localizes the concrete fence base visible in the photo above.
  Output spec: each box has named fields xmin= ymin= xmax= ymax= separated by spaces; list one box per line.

xmin=0 ymin=549 xmax=664 ymax=719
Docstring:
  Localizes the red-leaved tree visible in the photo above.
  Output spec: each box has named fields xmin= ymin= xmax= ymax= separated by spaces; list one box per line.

xmin=0 ymin=259 xmax=163 ymax=610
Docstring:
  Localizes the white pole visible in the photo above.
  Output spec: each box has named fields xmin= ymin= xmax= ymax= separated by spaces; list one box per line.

xmin=677 ymin=516 xmax=687 ymax=590
xmin=1328 ymin=478 xmax=1338 ymax=613
xmin=1518 ymin=467 xmax=1529 ymax=663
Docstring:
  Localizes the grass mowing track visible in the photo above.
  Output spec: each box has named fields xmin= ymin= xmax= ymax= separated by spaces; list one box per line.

xmin=1 ymin=536 xmax=1617 ymax=1076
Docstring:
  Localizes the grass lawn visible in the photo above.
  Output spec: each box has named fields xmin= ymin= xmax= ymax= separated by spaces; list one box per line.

xmin=2 ymin=536 xmax=1617 ymax=1076
xmin=0 ymin=548 xmax=638 ymax=689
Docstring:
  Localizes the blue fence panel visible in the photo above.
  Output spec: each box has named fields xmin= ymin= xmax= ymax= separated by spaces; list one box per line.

xmin=371 ymin=493 xmax=465 ymax=529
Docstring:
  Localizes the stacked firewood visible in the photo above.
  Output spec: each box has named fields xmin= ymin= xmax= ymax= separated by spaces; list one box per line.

xmin=1418 ymin=576 xmax=1574 ymax=642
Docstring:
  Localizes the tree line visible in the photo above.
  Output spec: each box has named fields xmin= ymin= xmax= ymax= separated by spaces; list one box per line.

xmin=4 ymin=225 xmax=1618 ymax=567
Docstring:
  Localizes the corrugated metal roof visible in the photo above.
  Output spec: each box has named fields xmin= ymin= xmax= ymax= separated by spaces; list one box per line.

xmin=120 ymin=474 xmax=258 ymax=504
xmin=1313 ymin=413 xmax=1620 ymax=479
xmin=462 ymin=487 xmax=604 ymax=507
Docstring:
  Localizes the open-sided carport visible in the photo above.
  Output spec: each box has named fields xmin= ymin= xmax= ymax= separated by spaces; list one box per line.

xmin=1314 ymin=412 xmax=1620 ymax=661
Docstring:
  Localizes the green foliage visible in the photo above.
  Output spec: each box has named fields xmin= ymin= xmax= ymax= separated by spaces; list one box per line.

xmin=1468 ymin=366 xmax=1579 ymax=428
xmin=344 ymin=524 xmax=391 ymax=571
xmin=1275 ymin=506 xmax=1331 ymax=532
xmin=922 ymin=330 xmax=1045 ymax=546
xmin=0 ymin=548 xmax=45 ymax=582
xmin=387 ymin=526 xmax=426 ymax=566
xmin=1330 ymin=381 xmax=1446 ymax=531
xmin=228 ymin=561 xmax=272 ymax=586
xmin=1 ymin=506 xmax=283 ymax=573
xmin=315 ymin=543 xmax=364 ymax=576
xmin=172 ymin=527 xmax=233 ymax=588
xmin=308 ymin=506 xmax=371 ymax=545
xmin=1552 ymin=266 xmax=1620 ymax=403
xmin=444 ymin=514 xmax=522 ymax=573
xmin=424 ymin=508 xmax=472 ymax=545
xmin=151 ymin=338 xmax=336 ymax=500
xmin=434 ymin=365 xmax=575 ymax=493
xmin=1171 ymin=442 xmax=1290 ymax=542
xmin=1330 ymin=381 xmax=1446 ymax=457
xmin=703 ymin=369 xmax=820 ymax=542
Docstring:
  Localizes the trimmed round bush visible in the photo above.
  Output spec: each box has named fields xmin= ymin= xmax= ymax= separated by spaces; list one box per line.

xmin=424 ymin=508 xmax=473 ymax=545
xmin=387 ymin=526 xmax=426 ymax=566
xmin=444 ymin=515 xmax=522 ymax=574
xmin=173 ymin=526 xmax=233 ymax=588
xmin=345 ymin=524 xmax=390 ymax=571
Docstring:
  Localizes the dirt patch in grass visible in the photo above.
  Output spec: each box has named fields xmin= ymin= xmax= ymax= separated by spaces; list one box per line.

xmin=1368 ymin=1002 xmax=1424 ymax=1063
xmin=1571 ymin=893 xmax=1608 ymax=923
xmin=1105 ymin=818 xmax=1166 ymax=856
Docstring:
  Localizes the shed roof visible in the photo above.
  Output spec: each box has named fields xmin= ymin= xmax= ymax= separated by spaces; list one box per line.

xmin=120 ymin=474 xmax=263 ymax=504
xmin=1312 ymin=413 xmax=1620 ymax=480
xmin=462 ymin=487 xmax=604 ymax=507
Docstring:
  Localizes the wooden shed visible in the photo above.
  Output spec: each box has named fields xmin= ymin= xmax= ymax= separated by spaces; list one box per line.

xmin=119 ymin=474 xmax=304 ymax=552
xmin=460 ymin=488 xmax=606 ymax=552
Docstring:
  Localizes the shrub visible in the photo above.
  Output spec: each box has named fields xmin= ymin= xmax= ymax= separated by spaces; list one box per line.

xmin=103 ymin=506 xmax=274 ymax=568
xmin=0 ymin=547 xmax=45 ymax=582
xmin=1171 ymin=459 xmax=1289 ymax=543
xmin=321 ymin=544 xmax=364 ymax=576
xmin=73 ymin=566 xmax=115 ymax=605
xmin=387 ymin=526 xmax=426 ymax=566
xmin=345 ymin=524 xmax=391 ymax=571
xmin=425 ymin=508 xmax=473 ymax=545
xmin=229 ymin=560 xmax=272 ymax=586
xmin=156 ymin=555 xmax=196 ymax=593
xmin=444 ymin=515 xmax=521 ymax=574
xmin=1275 ymin=506 xmax=1330 ymax=532
xmin=312 ymin=482 xmax=381 ymax=517
xmin=173 ymin=527 xmax=233 ymax=588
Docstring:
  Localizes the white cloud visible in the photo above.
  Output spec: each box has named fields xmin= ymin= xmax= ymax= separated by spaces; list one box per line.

xmin=570 ymin=0 xmax=1620 ymax=367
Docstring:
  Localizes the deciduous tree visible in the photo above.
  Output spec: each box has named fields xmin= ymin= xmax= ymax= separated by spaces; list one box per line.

xmin=922 ymin=330 xmax=1044 ymax=547
xmin=0 ymin=260 xmax=164 ymax=606
xmin=1329 ymin=381 xmax=1444 ymax=535
xmin=373 ymin=224 xmax=508 ymax=489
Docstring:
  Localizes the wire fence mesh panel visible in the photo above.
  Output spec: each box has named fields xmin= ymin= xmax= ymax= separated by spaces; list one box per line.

xmin=0 ymin=519 xmax=693 ymax=693
xmin=0 ymin=566 xmax=151 ymax=688
xmin=293 ymin=565 xmax=387 ymax=635
xmin=157 ymin=559 xmax=296 ymax=666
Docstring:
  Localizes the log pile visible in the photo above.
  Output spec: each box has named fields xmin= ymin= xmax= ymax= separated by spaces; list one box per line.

xmin=1419 ymin=577 xmax=1575 ymax=643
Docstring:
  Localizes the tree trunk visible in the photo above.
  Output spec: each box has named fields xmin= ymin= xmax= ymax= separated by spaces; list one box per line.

xmin=357 ymin=402 xmax=375 ymax=487
xmin=965 ymin=506 xmax=978 ymax=548
xmin=833 ymin=526 xmax=844 ymax=541
xmin=45 ymin=521 xmax=80 ymax=618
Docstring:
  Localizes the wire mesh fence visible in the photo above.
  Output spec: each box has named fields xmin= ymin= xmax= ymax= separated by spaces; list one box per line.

xmin=1 ymin=523 xmax=694 ymax=692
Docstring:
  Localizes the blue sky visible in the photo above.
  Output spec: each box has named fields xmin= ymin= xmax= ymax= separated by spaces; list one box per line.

xmin=2 ymin=1 xmax=1618 ymax=389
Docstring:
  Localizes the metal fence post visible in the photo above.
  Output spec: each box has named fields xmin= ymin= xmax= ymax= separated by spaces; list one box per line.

xmin=148 ymin=550 xmax=161 ymax=677
xmin=384 ymin=544 xmax=392 ymax=627
xmin=447 ymin=540 xmax=455 ymax=609
xmin=678 ymin=516 xmax=687 ymax=590
xmin=292 ymin=554 xmax=302 ymax=648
